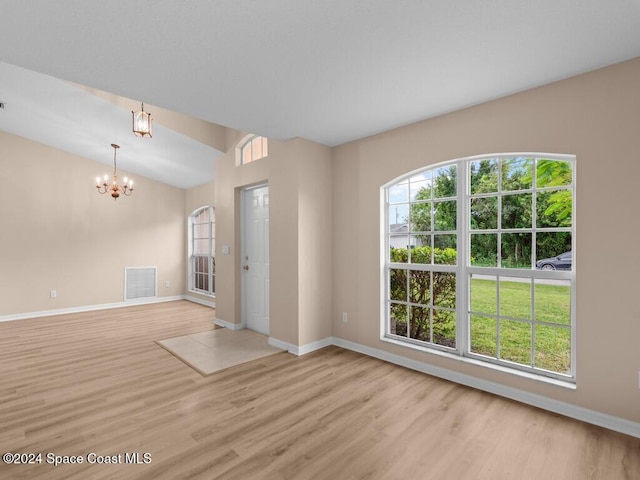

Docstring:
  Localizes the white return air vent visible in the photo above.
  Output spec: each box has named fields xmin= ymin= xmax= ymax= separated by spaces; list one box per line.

xmin=124 ymin=267 xmax=157 ymax=301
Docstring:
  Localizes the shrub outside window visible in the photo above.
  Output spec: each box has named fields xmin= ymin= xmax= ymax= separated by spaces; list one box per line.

xmin=384 ymin=154 xmax=575 ymax=381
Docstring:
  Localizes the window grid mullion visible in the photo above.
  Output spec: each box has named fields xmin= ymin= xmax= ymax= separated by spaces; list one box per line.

xmin=429 ymin=271 xmax=434 ymax=343
xmin=530 ymin=279 xmax=535 ymax=368
xmin=405 ymin=267 xmax=410 ymax=339
xmin=210 ymin=209 xmax=215 ymax=295
xmin=496 ymin=275 xmax=501 ymax=360
xmin=532 ymin=162 xmax=538 ymax=266
xmin=458 ymin=159 xmax=467 ymax=356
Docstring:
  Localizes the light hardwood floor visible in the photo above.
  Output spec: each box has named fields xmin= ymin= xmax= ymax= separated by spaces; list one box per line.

xmin=0 ymin=301 xmax=638 ymax=479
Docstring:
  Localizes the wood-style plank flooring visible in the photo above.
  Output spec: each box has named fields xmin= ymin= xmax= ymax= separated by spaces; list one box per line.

xmin=0 ymin=300 xmax=638 ymax=479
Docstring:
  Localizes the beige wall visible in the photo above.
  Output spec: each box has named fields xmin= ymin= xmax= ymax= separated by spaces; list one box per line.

xmin=0 ymin=131 xmax=186 ymax=315
xmin=295 ymin=138 xmax=333 ymax=345
xmin=214 ymin=135 xmax=333 ymax=347
xmin=185 ymin=181 xmax=215 ymax=216
xmin=332 ymin=57 xmax=640 ymax=423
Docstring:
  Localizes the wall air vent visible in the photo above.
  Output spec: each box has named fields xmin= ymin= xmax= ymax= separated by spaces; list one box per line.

xmin=124 ymin=267 xmax=157 ymax=301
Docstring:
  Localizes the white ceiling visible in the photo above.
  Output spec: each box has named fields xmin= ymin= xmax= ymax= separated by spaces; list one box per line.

xmin=0 ymin=62 xmax=221 ymax=189
xmin=1 ymin=1 xmax=640 ymax=187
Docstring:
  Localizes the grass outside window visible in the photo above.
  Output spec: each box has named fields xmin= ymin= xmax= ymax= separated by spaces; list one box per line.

xmin=469 ymin=278 xmax=571 ymax=374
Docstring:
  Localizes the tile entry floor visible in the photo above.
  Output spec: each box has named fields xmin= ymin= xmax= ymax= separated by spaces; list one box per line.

xmin=156 ymin=327 xmax=286 ymax=375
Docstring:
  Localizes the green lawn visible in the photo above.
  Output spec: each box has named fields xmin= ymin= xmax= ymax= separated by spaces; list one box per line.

xmin=469 ymin=278 xmax=571 ymax=374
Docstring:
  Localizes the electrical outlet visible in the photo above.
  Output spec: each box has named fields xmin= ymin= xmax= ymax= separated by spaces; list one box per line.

xmin=165 ymin=280 xmax=170 ymax=288
xmin=50 ymin=290 xmax=57 ymax=299
xmin=342 ymin=312 xmax=348 ymax=323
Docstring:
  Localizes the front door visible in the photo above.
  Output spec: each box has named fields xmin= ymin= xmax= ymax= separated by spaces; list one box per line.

xmin=241 ymin=185 xmax=269 ymax=335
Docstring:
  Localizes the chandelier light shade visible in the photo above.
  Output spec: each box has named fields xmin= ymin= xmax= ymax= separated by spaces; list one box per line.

xmin=132 ymin=102 xmax=152 ymax=137
xmin=96 ymin=144 xmax=134 ymax=200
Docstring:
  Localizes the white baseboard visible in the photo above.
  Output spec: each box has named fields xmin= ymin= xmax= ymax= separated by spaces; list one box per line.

xmin=298 ymin=337 xmax=334 ymax=355
xmin=268 ymin=336 xmax=297 ymax=353
xmin=183 ymin=295 xmax=216 ymax=309
xmin=268 ymin=336 xmax=334 ymax=356
xmin=213 ymin=318 xmax=245 ymax=330
xmin=332 ymin=337 xmax=640 ymax=439
xmin=0 ymin=295 xmax=185 ymax=323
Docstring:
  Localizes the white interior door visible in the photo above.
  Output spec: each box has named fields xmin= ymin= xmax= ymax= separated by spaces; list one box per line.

xmin=241 ymin=185 xmax=270 ymax=335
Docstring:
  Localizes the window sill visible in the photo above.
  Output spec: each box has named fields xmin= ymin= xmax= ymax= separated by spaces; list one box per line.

xmin=188 ymin=290 xmax=215 ymax=299
xmin=380 ymin=335 xmax=576 ymax=390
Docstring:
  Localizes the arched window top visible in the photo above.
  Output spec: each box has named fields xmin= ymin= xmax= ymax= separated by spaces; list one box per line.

xmin=386 ymin=153 xmax=574 ymax=192
xmin=191 ymin=205 xmax=214 ymax=224
xmin=239 ymin=135 xmax=268 ymax=165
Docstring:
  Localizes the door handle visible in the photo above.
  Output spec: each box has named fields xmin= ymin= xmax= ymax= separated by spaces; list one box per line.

xmin=243 ymin=265 xmax=250 ymax=271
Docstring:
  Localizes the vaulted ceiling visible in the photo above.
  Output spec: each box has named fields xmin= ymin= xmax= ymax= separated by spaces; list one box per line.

xmin=1 ymin=1 xmax=640 ymax=187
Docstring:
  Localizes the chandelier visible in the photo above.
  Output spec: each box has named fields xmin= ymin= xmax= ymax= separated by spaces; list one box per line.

xmin=132 ymin=102 xmax=152 ymax=137
xmin=96 ymin=144 xmax=134 ymax=199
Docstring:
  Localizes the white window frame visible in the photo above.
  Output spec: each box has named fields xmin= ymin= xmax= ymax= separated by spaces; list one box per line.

xmin=382 ymin=153 xmax=576 ymax=383
xmin=188 ymin=206 xmax=215 ymax=296
xmin=237 ymin=134 xmax=268 ymax=165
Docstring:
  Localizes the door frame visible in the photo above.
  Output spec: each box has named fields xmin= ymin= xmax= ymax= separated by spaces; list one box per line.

xmin=240 ymin=183 xmax=269 ymax=333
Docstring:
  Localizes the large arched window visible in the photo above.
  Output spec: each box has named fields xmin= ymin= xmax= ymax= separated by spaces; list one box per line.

xmin=189 ymin=206 xmax=215 ymax=296
xmin=384 ymin=154 xmax=575 ymax=381
xmin=239 ymin=135 xmax=268 ymax=165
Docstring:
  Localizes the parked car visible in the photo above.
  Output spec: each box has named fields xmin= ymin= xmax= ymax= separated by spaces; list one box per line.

xmin=536 ymin=251 xmax=572 ymax=270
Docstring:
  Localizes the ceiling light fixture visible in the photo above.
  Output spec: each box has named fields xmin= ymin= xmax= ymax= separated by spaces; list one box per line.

xmin=132 ymin=102 xmax=152 ymax=137
xmin=96 ymin=144 xmax=134 ymax=200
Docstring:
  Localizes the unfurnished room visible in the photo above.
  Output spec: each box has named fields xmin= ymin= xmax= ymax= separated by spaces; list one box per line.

xmin=1 ymin=2 xmax=639 ymax=479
